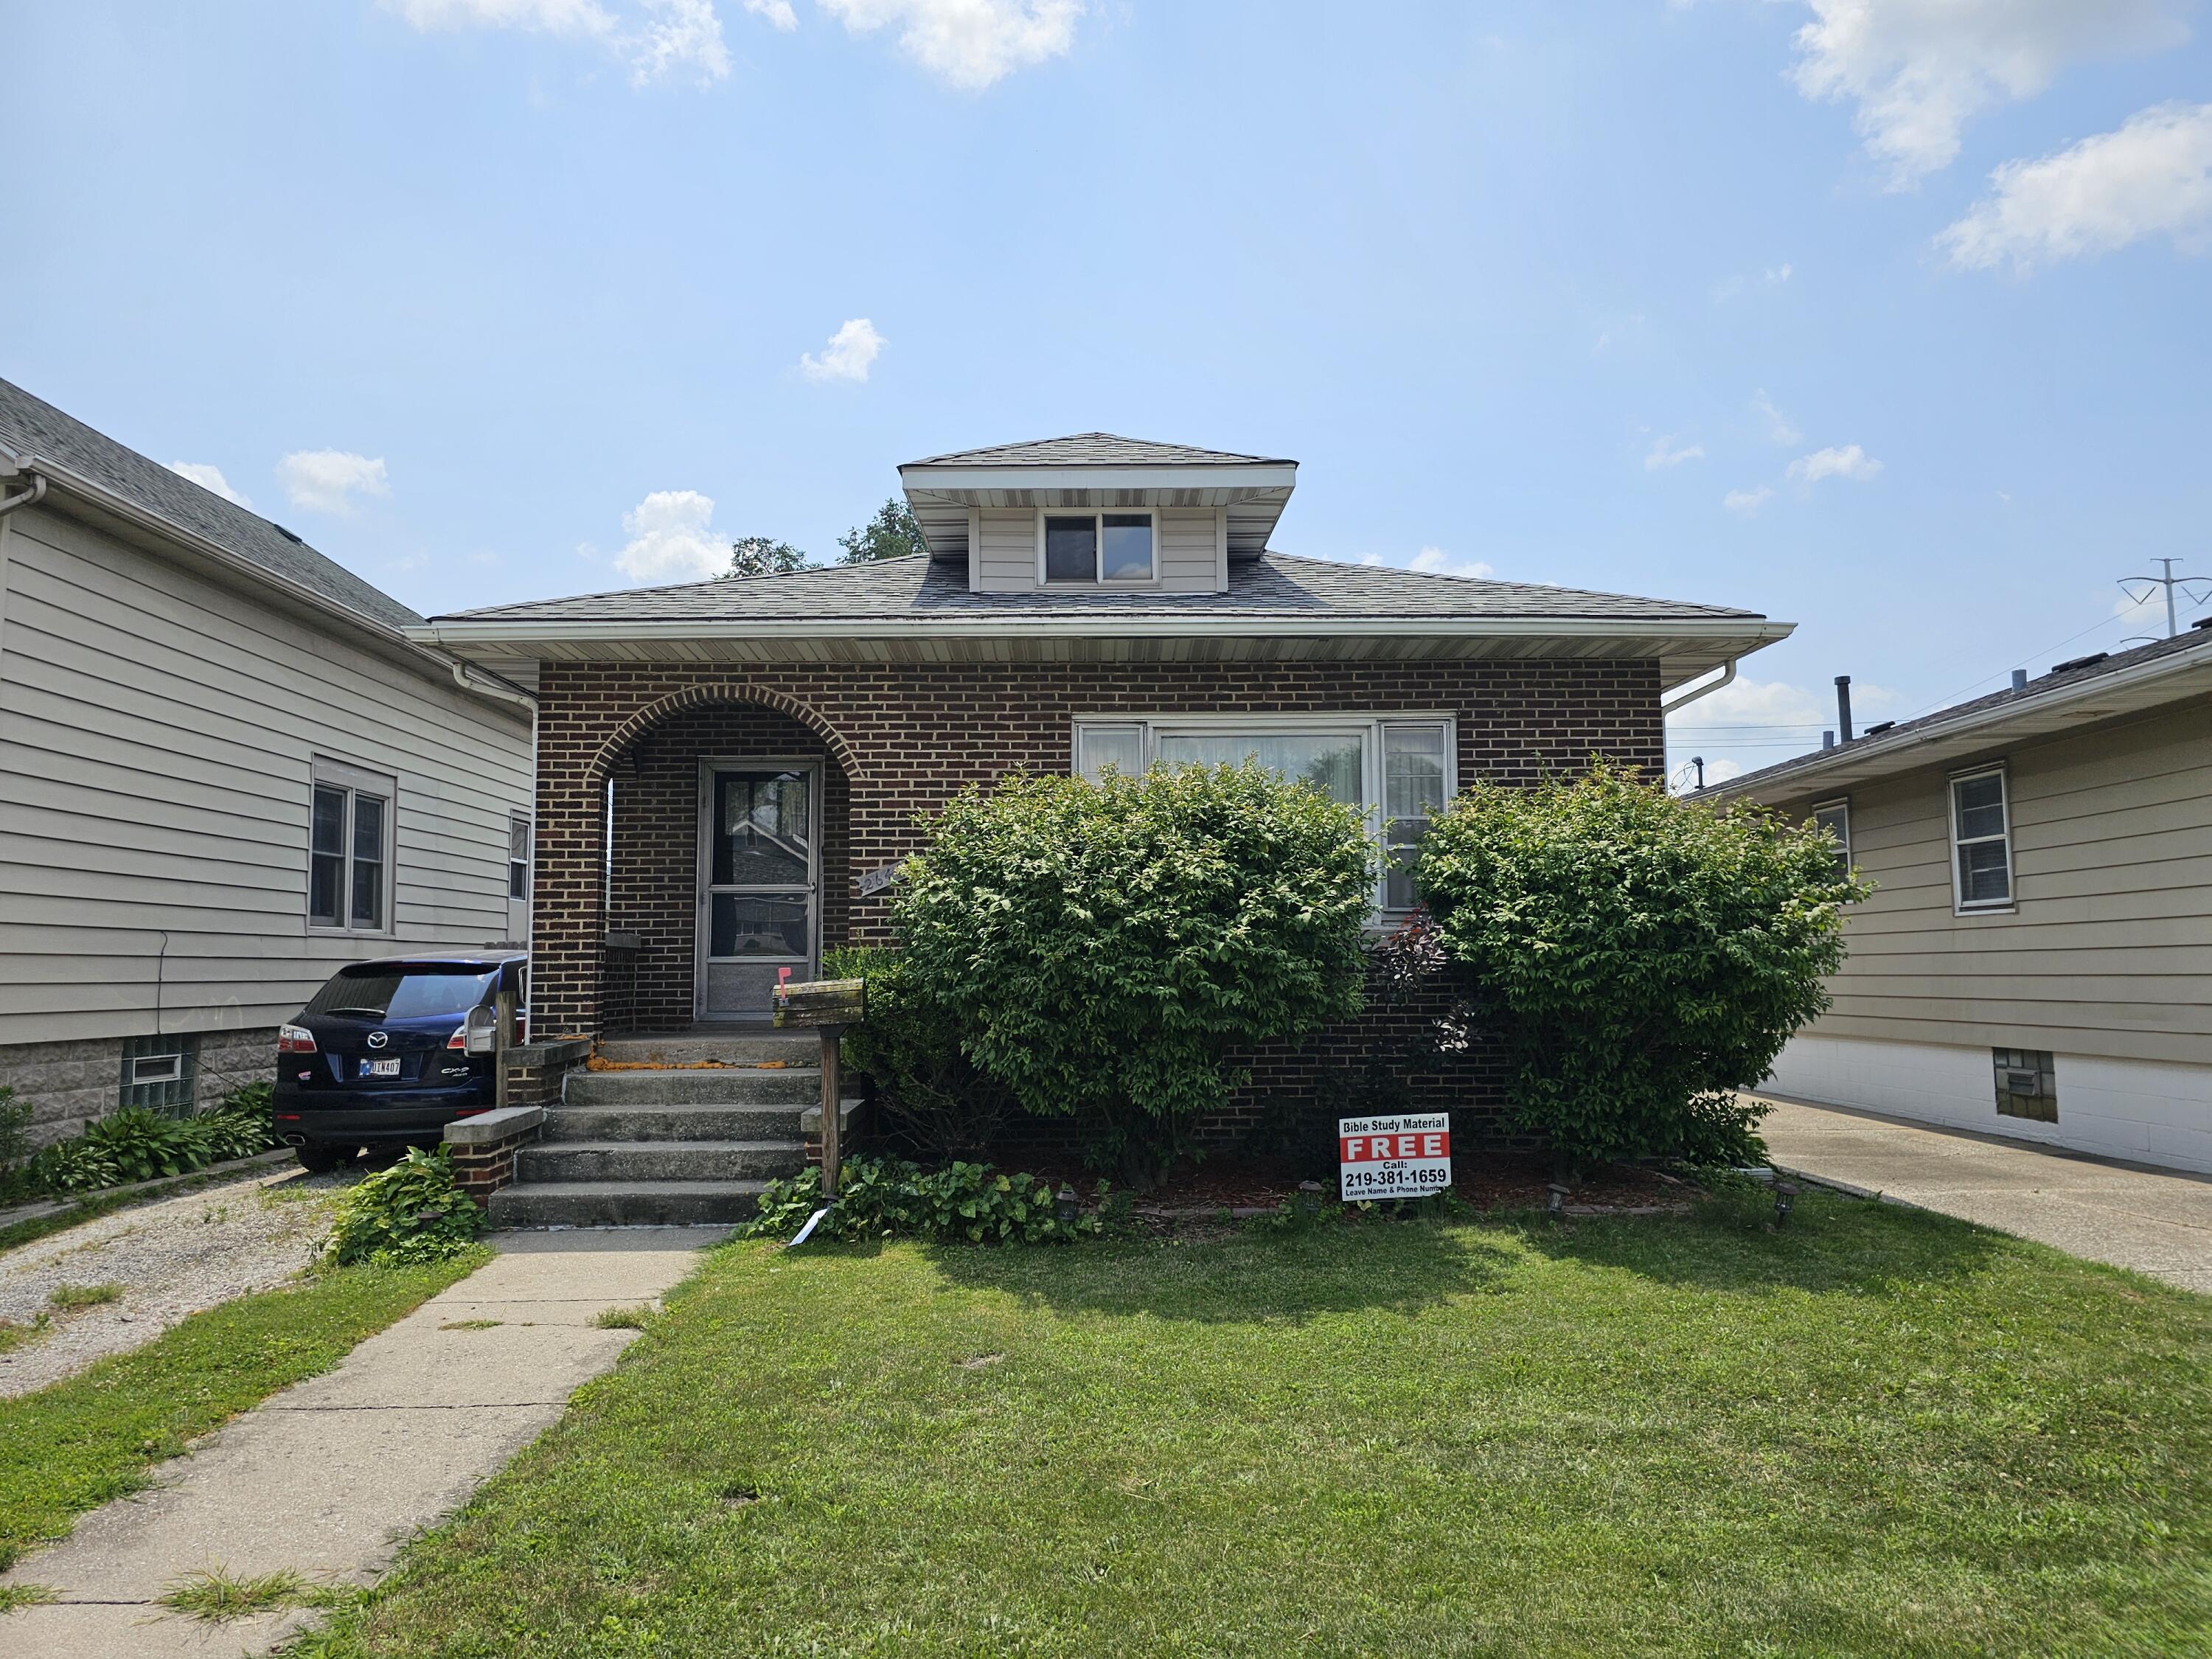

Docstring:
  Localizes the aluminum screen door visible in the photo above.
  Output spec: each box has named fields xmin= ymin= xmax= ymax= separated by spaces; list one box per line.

xmin=697 ymin=762 xmax=818 ymax=1020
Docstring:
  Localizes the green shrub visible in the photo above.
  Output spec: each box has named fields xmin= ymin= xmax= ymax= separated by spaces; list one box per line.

xmin=323 ymin=1148 xmax=483 ymax=1267
xmin=893 ymin=764 xmax=1374 ymax=1180
xmin=0 ymin=1088 xmax=34 ymax=1205
xmin=822 ymin=946 xmax=1014 ymax=1160
xmin=744 ymin=1156 xmax=1099 ymax=1245
xmin=195 ymin=1082 xmax=279 ymax=1163
xmin=1414 ymin=762 xmax=1867 ymax=1170
xmin=23 ymin=1137 xmax=118 ymax=1197
xmin=79 ymin=1108 xmax=210 ymax=1186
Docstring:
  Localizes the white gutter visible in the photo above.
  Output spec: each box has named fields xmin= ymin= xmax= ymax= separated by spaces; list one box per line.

xmin=451 ymin=658 xmax=536 ymax=712
xmin=408 ymin=614 xmax=1792 ymax=650
xmin=1699 ymin=633 xmax=2212 ymax=801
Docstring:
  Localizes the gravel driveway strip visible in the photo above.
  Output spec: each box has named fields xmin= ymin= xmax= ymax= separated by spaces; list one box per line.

xmin=0 ymin=1168 xmax=351 ymax=1399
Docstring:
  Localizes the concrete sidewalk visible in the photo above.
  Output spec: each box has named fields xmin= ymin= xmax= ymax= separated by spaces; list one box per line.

xmin=1755 ymin=1096 xmax=2212 ymax=1295
xmin=0 ymin=1227 xmax=723 ymax=1658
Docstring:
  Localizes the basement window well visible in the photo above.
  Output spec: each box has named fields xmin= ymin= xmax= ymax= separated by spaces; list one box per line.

xmin=1992 ymin=1048 xmax=2057 ymax=1124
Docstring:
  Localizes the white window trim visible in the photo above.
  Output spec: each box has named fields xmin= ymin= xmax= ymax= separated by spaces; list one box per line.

xmin=308 ymin=755 xmax=398 ymax=936
xmin=1069 ymin=712 xmax=1458 ymax=916
xmin=508 ymin=812 xmax=533 ymax=902
xmin=1947 ymin=763 xmax=2014 ymax=916
xmin=1810 ymin=798 xmax=1851 ymax=872
xmin=1035 ymin=507 xmax=1161 ymax=588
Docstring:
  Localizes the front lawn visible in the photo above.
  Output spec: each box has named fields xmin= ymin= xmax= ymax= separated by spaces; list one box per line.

xmin=0 ymin=1251 xmax=485 ymax=1571
xmin=305 ymin=1200 xmax=2209 ymax=1657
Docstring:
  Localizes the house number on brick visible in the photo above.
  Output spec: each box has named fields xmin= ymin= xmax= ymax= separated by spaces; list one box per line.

xmin=855 ymin=863 xmax=902 ymax=899
xmin=1338 ymin=1112 xmax=1451 ymax=1200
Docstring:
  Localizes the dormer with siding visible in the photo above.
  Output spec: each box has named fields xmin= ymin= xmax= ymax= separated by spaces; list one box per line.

xmin=898 ymin=434 xmax=1296 ymax=597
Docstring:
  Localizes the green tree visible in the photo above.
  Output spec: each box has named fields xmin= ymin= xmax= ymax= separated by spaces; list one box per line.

xmin=837 ymin=497 xmax=929 ymax=563
xmin=725 ymin=537 xmax=810 ymax=580
xmin=891 ymin=765 xmax=1374 ymax=1181
xmin=1415 ymin=761 xmax=1867 ymax=1171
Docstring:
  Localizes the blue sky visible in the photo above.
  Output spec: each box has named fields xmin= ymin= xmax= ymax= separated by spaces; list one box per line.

xmin=6 ymin=1 xmax=2210 ymax=784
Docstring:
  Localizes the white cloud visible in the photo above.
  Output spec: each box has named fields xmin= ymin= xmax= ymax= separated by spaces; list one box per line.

xmin=1711 ymin=262 xmax=1793 ymax=302
xmin=817 ymin=0 xmax=1081 ymax=90
xmin=614 ymin=489 xmax=727 ymax=582
xmin=1696 ymin=758 xmax=1747 ymax=787
xmin=1787 ymin=443 xmax=1882 ymax=484
xmin=1410 ymin=546 xmax=1496 ymax=580
xmin=277 ymin=451 xmax=390 ymax=515
xmin=168 ymin=462 xmax=251 ymax=509
xmin=800 ymin=317 xmax=885 ymax=382
xmin=1752 ymin=389 xmax=1801 ymax=445
xmin=1723 ymin=485 xmax=1775 ymax=515
xmin=1788 ymin=0 xmax=2191 ymax=187
xmin=1644 ymin=434 xmax=1706 ymax=470
xmin=744 ymin=0 xmax=798 ymax=26
xmin=1938 ymin=101 xmax=2212 ymax=273
xmin=386 ymin=0 xmax=728 ymax=86
xmin=1666 ymin=674 xmax=1900 ymax=731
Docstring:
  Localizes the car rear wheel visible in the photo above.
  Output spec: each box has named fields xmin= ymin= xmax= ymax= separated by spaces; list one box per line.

xmin=294 ymin=1142 xmax=355 ymax=1174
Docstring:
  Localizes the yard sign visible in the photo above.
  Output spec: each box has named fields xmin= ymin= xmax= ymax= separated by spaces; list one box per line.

xmin=1338 ymin=1113 xmax=1451 ymax=1201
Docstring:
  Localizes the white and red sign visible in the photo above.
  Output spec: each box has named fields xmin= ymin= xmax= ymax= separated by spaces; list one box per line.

xmin=1338 ymin=1112 xmax=1452 ymax=1201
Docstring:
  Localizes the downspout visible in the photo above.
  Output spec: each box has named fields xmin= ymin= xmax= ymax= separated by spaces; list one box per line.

xmin=1658 ymin=657 xmax=1736 ymax=715
xmin=448 ymin=656 xmax=536 ymax=713
xmin=0 ymin=471 xmax=46 ymax=518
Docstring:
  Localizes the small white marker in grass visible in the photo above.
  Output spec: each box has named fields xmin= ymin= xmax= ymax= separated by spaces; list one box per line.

xmin=787 ymin=1206 xmax=832 ymax=1248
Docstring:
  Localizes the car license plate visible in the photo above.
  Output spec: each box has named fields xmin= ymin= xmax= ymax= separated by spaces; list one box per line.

xmin=358 ymin=1057 xmax=401 ymax=1079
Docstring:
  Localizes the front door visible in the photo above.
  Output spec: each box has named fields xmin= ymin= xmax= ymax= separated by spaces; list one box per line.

xmin=696 ymin=762 xmax=818 ymax=1021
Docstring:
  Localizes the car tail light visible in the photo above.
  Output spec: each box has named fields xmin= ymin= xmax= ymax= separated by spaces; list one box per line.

xmin=447 ymin=1026 xmax=468 ymax=1051
xmin=278 ymin=1023 xmax=316 ymax=1054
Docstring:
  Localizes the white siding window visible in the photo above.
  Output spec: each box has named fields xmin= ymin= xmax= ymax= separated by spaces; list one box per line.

xmin=1039 ymin=509 xmax=1155 ymax=585
xmin=1950 ymin=766 xmax=2013 ymax=911
xmin=310 ymin=757 xmax=396 ymax=934
xmin=1071 ymin=714 xmax=1455 ymax=914
xmin=508 ymin=814 xmax=533 ymax=901
xmin=1810 ymin=799 xmax=1851 ymax=878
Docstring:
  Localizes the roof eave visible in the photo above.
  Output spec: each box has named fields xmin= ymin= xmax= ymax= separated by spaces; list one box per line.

xmin=897 ymin=462 xmax=1298 ymax=495
xmin=6 ymin=448 xmax=532 ymax=714
xmin=1695 ymin=638 xmax=2212 ymax=804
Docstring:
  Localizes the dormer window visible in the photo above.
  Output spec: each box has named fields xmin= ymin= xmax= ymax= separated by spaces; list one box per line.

xmin=1042 ymin=510 xmax=1155 ymax=585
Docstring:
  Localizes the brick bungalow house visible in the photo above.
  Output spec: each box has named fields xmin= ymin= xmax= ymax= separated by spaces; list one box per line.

xmin=407 ymin=436 xmax=1789 ymax=1220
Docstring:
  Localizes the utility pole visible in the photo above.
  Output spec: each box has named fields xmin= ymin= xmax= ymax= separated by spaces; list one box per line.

xmin=2119 ymin=557 xmax=2212 ymax=639
xmin=1691 ymin=756 xmax=1705 ymax=790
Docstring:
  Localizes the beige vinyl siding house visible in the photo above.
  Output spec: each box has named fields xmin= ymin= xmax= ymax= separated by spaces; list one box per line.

xmin=0 ymin=380 xmax=534 ymax=1143
xmin=1700 ymin=630 xmax=2212 ymax=1173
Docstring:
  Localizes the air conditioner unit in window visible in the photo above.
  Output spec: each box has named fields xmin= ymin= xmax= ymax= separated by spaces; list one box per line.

xmin=2003 ymin=1071 xmax=2039 ymax=1097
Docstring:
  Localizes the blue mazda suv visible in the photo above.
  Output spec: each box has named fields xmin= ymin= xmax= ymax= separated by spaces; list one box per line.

xmin=272 ymin=951 xmax=527 ymax=1172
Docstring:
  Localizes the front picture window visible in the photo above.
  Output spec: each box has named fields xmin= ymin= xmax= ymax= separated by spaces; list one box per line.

xmin=1075 ymin=716 xmax=1453 ymax=914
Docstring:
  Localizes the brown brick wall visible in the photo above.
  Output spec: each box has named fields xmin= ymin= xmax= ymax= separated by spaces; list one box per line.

xmin=529 ymin=661 xmax=1664 ymax=1080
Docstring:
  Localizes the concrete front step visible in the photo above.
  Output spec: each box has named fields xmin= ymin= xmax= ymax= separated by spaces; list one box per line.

xmin=542 ymin=1101 xmax=811 ymax=1143
xmin=520 ymin=1138 xmax=807 ymax=1184
xmin=598 ymin=1032 xmax=818 ymax=1066
xmin=489 ymin=1179 xmax=771 ymax=1228
xmin=565 ymin=1066 xmax=820 ymax=1107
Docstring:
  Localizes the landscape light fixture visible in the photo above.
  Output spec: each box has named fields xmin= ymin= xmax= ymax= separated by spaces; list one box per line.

xmin=1547 ymin=1182 xmax=1570 ymax=1217
xmin=1773 ymin=1181 xmax=1800 ymax=1226
xmin=1055 ymin=1183 xmax=1079 ymax=1226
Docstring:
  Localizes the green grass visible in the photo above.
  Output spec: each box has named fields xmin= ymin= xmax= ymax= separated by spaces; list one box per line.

xmin=0 ymin=1250 xmax=486 ymax=1571
xmin=590 ymin=1304 xmax=652 ymax=1331
xmin=46 ymin=1280 xmax=122 ymax=1312
xmin=159 ymin=1566 xmax=310 ymax=1622
xmin=290 ymin=1198 xmax=2212 ymax=1658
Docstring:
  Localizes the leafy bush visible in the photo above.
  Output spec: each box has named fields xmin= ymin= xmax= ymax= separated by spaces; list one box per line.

xmin=744 ymin=1156 xmax=1100 ymax=1245
xmin=822 ymin=946 xmax=1013 ymax=1160
xmin=195 ymin=1082 xmax=279 ymax=1163
xmin=893 ymin=764 xmax=1374 ymax=1180
xmin=0 ymin=1088 xmax=34 ymax=1205
xmin=323 ymin=1147 xmax=483 ymax=1267
xmin=78 ymin=1108 xmax=210 ymax=1186
xmin=1415 ymin=762 xmax=1867 ymax=1170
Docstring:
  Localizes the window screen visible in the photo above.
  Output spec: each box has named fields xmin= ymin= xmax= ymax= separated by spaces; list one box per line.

xmin=1044 ymin=515 xmax=1096 ymax=583
xmin=1952 ymin=770 xmax=2012 ymax=908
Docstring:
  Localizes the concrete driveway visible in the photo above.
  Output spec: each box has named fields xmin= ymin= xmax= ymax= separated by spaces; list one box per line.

xmin=1754 ymin=1096 xmax=2212 ymax=1295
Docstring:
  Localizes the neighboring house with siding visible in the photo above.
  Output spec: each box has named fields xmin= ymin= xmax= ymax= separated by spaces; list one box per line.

xmin=1697 ymin=625 xmax=2212 ymax=1173
xmin=0 ymin=379 xmax=535 ymax=1144
xmin=405 ymin=433 xmax=1790 ymax=1222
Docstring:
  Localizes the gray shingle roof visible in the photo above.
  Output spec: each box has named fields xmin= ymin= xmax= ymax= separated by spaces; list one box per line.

xmin=904 ymin=433 xmax=1294 ymax=468
xmin=435 ymin=551 xmax=1761 ymax=626
xmin=0 ymin=377 xmax=420 ymax=631
xmin=1704 ymin=620 xmax=2212 ymax=797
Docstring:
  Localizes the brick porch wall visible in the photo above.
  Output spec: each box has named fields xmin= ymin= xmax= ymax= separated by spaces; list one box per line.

xmin=531 ymin=661 xmax=1663 ymax=1133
